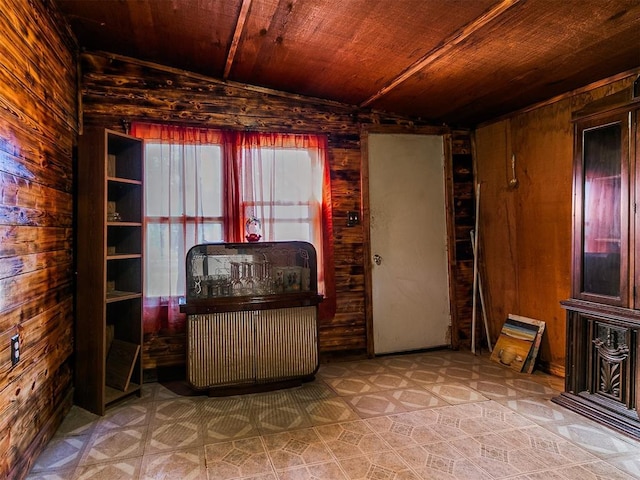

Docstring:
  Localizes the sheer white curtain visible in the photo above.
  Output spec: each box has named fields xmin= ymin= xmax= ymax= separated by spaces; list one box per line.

xmin=132 ymin=123 xmax=225 ymax=334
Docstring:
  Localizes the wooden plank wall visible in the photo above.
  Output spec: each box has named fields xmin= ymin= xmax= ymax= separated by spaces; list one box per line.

xmin=79 ymin=51 xmax=474 ymax=371
xmin=0 ymin=0 xmax=77 ymax=478
xmin=474 ymin=73 xmax=639 ymax=376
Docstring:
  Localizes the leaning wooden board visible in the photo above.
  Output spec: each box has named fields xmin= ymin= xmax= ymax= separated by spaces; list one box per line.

xmin=106 ymin=339 xmax=140 ymax=391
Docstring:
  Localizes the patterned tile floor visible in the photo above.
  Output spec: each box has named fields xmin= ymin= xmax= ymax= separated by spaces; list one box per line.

xmin=28 ymin=350 xmax=640 ymax=479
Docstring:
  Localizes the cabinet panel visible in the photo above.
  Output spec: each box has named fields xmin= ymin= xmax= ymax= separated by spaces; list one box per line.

xmin=186 ymin=307 xmax=319 ymax=390
xmin=255 ymin=306 xmax=318 ymax=381
xmin=590 ymin=320 xmax=632 ymax=405
xmin=571 ymin=312 xmax=636 ymax=410
xmin=187 ymin=312 xmax=255 ymax=388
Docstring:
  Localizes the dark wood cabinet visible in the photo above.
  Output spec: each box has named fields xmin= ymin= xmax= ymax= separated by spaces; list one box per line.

xmin=554 ymin=85 xmax=640 ymax=439
xmin=75 ymin=128 xmax=144 ymax=415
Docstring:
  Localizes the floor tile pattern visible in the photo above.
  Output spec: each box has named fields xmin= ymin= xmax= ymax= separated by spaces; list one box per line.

xmin=28 ymin=350 xmax=640 ymax=479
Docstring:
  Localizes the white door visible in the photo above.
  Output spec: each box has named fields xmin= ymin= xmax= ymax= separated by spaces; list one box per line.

xmin=368 ymin=133 xmax=450 ymax=354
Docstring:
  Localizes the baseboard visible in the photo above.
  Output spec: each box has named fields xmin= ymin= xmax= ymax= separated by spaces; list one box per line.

xmin=538 ymin=359 xmax=565 ymax=378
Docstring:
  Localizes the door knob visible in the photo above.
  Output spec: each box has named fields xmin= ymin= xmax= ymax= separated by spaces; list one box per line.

xmin=373 ymin=254 xmax=382 ymax=265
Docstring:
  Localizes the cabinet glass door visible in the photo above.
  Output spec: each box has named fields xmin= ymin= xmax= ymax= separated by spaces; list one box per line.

xmin=575 ymin=115 xmax=629 ymax=306
xmin=582 ymin=123 xmax=622 ymax=296
xmin=578 ymin=115 xmax=629 ymax=304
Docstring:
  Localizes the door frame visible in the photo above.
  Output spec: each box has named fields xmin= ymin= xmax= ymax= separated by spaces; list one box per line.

xmin=360 ymin=125 xmax=457 ymax=357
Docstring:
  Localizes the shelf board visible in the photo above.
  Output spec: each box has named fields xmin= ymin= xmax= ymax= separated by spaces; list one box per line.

xmin=107 ymin=176 xmax=142 ymax=185
xmin=107 ymin=221 xmax=142 ymax=227
xmin=107 ymin=253 xmax=142 ymax=260
xmin=105 ymin=382 xmax=141 ymax=405
xmin=106 ymin=290 xmax=142 ymax=303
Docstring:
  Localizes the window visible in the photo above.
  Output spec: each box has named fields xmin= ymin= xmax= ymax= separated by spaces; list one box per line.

xmin=132 ymin=123 xmax=334 ymax=332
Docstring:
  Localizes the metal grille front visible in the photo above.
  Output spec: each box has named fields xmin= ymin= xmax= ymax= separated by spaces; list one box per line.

xmin=186 ymin=306 xmax=318 ymax=390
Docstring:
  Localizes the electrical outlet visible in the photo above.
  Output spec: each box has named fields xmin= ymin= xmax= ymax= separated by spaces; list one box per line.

xmin=347 ymin=210 xmax=360 ymax=227
xmin=11 ymin=334 xmax=20 ymax=366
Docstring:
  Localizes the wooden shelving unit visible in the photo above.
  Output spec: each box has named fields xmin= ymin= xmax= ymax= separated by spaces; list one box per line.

xmin=75 ymin=128 xmax=144 ymax=415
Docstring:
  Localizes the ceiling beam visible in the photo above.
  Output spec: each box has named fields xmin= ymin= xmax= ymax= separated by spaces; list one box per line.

xmin=360 ymin=0 xmax=523 ymax=108
xmin=224 ymin=0 xmax=252 ymax=80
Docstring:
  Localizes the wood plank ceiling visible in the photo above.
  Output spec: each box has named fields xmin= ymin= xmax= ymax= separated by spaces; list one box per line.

xmin=57 ymin=0 xmax=640 ymax=126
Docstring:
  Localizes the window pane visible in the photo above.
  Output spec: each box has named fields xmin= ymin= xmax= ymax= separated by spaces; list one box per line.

xmin=255 ymin=149 xmax=314 ymax=202
xmin=277 ymin=151 xmax=312 ymax=202
xmin=183 ymin=144 xmax=223 ymax=217
xmin=145 ymin=140 xmax=224 ymax=297
xmin=273 ymin=222 xmax=311 ymax=242
xmin=200 ymin=222 xmax=223 ymax=243
xmin=145 ymin=143 xmax=171 ymax=217
xmin=243 ymin=147 xmax=319 ymax=248
xmin=145 ymin=223 xmax=171 ymax=297
xmin=144 ymin=136 xmax=325 ymax=298
xmin=146 ymin=221 xmax=224 ymax=297
xmin=145 ymin=142 xmax=223 ymax=218
xmin=272 ymin=204 xmax=310 ymax=219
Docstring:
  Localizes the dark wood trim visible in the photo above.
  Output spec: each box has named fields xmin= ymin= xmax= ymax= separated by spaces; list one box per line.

xmin=572 ymin=90 xmax=640 ymax=123
xmin=359 ymin=124 xmax=450 ymax=136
